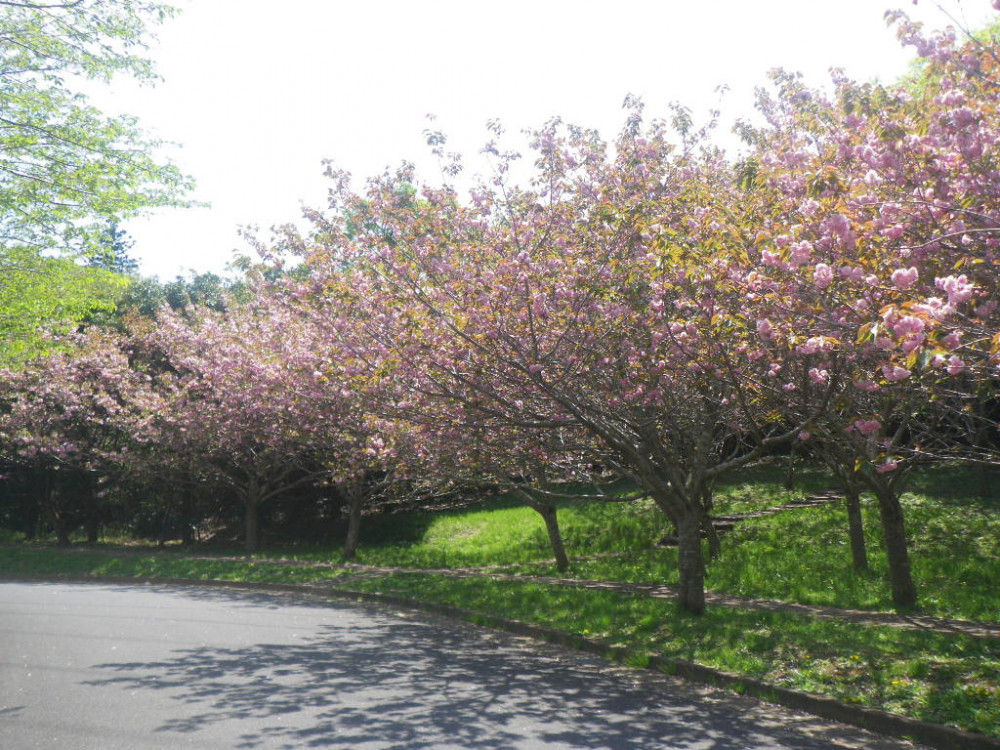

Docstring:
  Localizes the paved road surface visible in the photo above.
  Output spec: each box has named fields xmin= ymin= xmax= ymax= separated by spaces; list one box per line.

xmin=0 ymin=581 xmax=928 ymax=749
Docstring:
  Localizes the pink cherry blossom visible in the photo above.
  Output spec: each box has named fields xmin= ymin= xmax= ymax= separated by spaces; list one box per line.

xmin=882 ymin=364 xmax=912 ymax=382
xmin=789 ymin=240 xmax=813 ymax=265
xmin=890 ymin=267 xmax=919 ymax=289
xmin=808 ymin=367 xmax=829 ymax=384
xmin=798 ymin=336 xmax=835 ymax=355
xmin=813 ymin=263 xmax=833 ymax=288
xmin=975 ymin=300 xmax=998 ymax=319
xmin=799 ymin=198 xmax=820 ymax=217
xmin=891 ymin=315 xmax=925 ymax=337
xmin=853 ymin=418 xmax=882 ymax=435
xmin=935 ymin=274 xmax=975 ymax=306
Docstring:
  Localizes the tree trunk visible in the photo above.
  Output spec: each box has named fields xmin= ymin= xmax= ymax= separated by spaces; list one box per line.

xmin=676 ymin=510 xmax=706 ymax=615
xmin=534 ymin=502 xmax=570 ymax=572
xmin=874 ymin=485 xmax=917 ymax=609
xmin=343 ymin=480 xmax=365 ymax=560
xmin=53 ymin=513 xmax=71 ymax=547
xmin=844 ymin=488 xmax=868 ymax=571
xmin=694 ymin=483 xmax=721 ymax=559
xmin=518 ymin=473 xmax=571 ymax=572
xmin=84 ymin=488 xmax=100 ymax=545
xmin=42 ymin=475 xmax=71 ymax=547
xmin=180 ymin=488 xmax=197 ymax=545
xmin=244 ymin=496 xmax=261 ymax=553
xmin=699 ymin=506 xmax=722 ymax=560
xmin=784 ymin=441 xmax=798 ymax=490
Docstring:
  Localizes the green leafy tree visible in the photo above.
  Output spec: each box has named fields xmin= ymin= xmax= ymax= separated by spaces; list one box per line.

xmin=0 ymin=0 xmax=193 ymax=254
xmin=87 ymin=222 xmax=140 ymax=276
xmin=0 ymin=248 xmax=124 ymax=362
xmin=0 ymin=0 xmax=194 ymax=361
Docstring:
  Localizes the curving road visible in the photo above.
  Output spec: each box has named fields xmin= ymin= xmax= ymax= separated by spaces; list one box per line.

xmin=0 ymin=581 xmax=927 ymax=750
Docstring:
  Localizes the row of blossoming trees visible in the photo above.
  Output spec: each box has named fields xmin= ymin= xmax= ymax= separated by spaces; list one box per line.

xmin=1 ymin=10 xmax=998 ymax=613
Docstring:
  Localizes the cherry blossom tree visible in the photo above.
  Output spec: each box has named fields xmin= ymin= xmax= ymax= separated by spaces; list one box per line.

xmin=138 ymin=294 xmax=400 ymax=554
xmin=281 ymin=6 xmax=1000 ymax=614
xmin=727 ymin=6 xmax=1000 ymax=607
xmin=285 ymin=109 xmax=808 ymax=614
xmin=0 ymin=328 xmax=160 ymax=543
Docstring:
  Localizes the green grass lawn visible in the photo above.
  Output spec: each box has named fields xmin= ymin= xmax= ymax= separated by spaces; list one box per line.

xmin=1 ymin=460 xmax=997 ymax=737
xmin=0 ymin=546 xmax=356 ymax=584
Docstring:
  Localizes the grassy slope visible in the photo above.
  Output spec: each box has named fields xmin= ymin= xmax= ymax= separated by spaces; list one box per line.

xmin=343 ymin=460 xmax=999 ymax=622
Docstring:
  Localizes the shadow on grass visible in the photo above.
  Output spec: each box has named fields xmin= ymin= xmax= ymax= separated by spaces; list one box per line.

xmin=903 ymin=463 xmax=1000 ymax=510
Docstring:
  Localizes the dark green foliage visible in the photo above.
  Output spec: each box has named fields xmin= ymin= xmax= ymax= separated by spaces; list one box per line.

xmin=87 ymin=223 xmax=140 ymax=276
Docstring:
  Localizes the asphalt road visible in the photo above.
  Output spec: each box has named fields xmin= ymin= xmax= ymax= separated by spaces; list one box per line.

xmin=0 ymin=581 xmax=928 ymax=750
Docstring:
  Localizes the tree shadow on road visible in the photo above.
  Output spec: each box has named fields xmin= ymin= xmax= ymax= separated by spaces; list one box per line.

xmin=79 ymin=585 xmax=915 ymax=750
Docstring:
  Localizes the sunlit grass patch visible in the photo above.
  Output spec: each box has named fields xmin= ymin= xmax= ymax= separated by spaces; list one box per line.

xmin=0 ymin=547 xmax=352 ymax=584
xmin=474 ymin=465 xmax=999 ymax=623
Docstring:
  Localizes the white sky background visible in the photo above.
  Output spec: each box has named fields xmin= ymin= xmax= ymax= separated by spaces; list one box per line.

xmin=90 ymin=0 xmax=999 ymax=280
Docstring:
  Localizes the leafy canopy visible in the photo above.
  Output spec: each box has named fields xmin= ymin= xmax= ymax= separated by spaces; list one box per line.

xmin=0 ymin=0 xmax=193 ymax=255
xmin=0 ymin=1 xmax=194 ymax=361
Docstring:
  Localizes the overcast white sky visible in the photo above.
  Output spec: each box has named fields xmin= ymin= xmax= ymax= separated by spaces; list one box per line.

xmin=90 ymin=0 xmax=998 ymax=279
